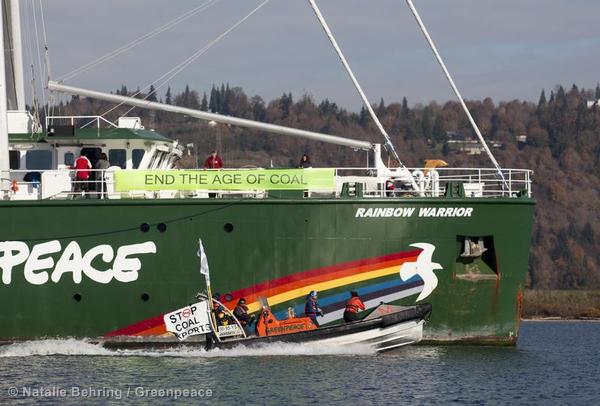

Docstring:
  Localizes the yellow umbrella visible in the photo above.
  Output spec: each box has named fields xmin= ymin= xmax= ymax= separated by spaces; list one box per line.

xmin=423 ymin=159 xmax=448 ymax=170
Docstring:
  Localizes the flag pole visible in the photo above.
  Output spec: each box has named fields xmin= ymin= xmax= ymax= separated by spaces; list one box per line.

xmin=198 ymin=239 xmax=221 ymax=342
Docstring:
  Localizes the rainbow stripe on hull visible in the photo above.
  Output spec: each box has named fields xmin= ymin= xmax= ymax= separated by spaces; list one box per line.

xmin=105 ymin=248 xmax=427 ymax=337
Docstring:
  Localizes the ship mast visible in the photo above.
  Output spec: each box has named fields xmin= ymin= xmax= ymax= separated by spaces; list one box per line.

xmin=307 ymin=1 xmax=403 ymax=166
xmin=405 ymin=0 xmax=507 ymax=186
xmin=8 ymin=0 xmax=25 ymax=110
xmin=1 ymin=0 xmax=32 ymax=192
xmin=0 ymin=0 xmax=10 ymax=191
xmin=307 ymin=0 xmax=420 ymax=191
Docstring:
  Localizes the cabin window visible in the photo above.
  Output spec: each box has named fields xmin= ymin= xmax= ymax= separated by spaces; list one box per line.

xmin=109 ymin=149 xmax=126 ymax=169
xmin=9 ymin=151 xmax=20 ymax=169
xmin=132 ymin=149 xmax=145 ymax=169
xmin=64 ymin=152 xmax=74 ymax=166
xmin=25 ymin=150 xmax=52 ymax=170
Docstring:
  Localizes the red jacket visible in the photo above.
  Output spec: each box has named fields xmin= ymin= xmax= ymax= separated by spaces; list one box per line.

xmin=74 ymin=156 xmax=92 ymax=180
xmin=345 ymin=297 xmax=366 ymax=313
xmin=204 ymin=155 xmax=223 ymax=169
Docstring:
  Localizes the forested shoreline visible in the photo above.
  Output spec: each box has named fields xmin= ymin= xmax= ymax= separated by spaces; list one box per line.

xmin=56 ymin=82 xmax=600 ymax=289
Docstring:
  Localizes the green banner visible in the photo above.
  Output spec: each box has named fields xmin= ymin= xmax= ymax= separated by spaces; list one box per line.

xmin=114 ymin=169 xmax=335 ymax=191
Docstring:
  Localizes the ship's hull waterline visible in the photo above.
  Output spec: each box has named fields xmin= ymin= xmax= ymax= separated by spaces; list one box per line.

xmin=0 ymin=197 xmax=534 ymax=344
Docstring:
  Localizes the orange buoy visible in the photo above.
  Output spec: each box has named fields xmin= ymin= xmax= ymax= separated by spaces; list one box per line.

xmin=10 ymin=180 xmax=18 ymax=193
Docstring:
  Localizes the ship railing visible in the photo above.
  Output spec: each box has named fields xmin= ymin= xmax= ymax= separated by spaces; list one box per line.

xmin=1 ymin=167 xmax=532 ymax=201
xmin=3 ymin=168 xmax=109 ymax=200
xmin=45 ymin=115 xmax=119 ymax=130
xmin=333 ymin=167 xmax=532 ymax=198
xmin=1 ymin=169 xmax=269 ymax=200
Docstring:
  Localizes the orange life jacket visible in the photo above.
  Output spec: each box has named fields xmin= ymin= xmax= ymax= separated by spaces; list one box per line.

xmin=345 ymin=297 xmax=365 ymax=313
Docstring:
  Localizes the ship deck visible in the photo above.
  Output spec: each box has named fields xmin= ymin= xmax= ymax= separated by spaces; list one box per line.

xmin=2 ymin=167 xmax=532 ymax=201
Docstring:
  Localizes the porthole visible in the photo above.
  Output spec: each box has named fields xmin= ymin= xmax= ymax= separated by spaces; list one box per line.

xmin=141 ymin=293 xmax=150 ymax=302
xmin=73 ymin=294 xmax=82 ymax=302
xmin=140 ymin=223 xmax=150 ymax=232
xmin=157 ymin=223 xmax=167 ymax=233
xmin=224 ymin=223 xmax=234 ymax=233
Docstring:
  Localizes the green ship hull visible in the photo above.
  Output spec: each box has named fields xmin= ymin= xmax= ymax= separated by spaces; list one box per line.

xmin=0 ymin=196 xmax=534 ymax=344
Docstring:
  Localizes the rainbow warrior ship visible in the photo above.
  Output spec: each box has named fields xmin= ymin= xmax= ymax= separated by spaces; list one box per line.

xmin=0 ymin=0 xmax=534 ymax=345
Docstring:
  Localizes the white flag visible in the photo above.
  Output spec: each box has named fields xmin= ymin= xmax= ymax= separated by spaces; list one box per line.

xmin=198 ymin=239 xmax=210 ymax=276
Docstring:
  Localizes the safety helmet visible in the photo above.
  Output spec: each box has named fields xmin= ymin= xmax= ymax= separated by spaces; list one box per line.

xmin=310 ymin=291 xmax=318 ymax=298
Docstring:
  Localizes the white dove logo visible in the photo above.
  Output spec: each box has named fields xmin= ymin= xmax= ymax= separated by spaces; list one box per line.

xmin=399 ymin=243 xmax=443 ymax=301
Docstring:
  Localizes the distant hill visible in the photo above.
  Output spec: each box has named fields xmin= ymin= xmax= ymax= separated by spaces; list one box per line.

xmin=54 ymin=82 xmax=600 ymax=289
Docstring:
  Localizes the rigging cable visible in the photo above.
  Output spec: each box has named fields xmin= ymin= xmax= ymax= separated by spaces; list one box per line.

xmin=31 ymin=0 xmax=47 ymax=117
xmin=307 ymin=1 xmax=409 ymax=172
xmin=405 ymin=0 xmax=508 ymax=188
xmin=106 ymin=0 xmax=270 ymax=121
xmin=38 ymin=0 xmax=54 ymax=124
xmin=24 ymin=0 xmax=41 ymax=132
xmin=57 ymin=0 xmax=221 ymax=82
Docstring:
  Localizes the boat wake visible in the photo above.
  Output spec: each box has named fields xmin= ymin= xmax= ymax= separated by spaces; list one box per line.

xmin=0 ymin=339 xmax=376 ymax=358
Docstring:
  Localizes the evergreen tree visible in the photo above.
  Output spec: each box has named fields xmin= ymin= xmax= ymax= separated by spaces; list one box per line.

xmin=165 ymin=87 xmax=172 ymax=105
xmin=582 ymin=222 xmax=595 ymax=244
xmin=201 ymin=92 xmax=208 ymax=111
xmin=209 ymin=85 xmax=217 ymax=112
xmin=377 ymin=98 xmax=385 ymax=115
xmin=359 ymin=106 xmax=369 ymax=127
xmin=575 ymin=100 xmax=588 ymax=133
xmin=319 ymin=99 xmax=338 ymax=116
xmin=279 ymin=92 xmax=293 ymax=118
xmin=223 ymin=83 xmax=232 ymax=114
xmin=489 ymin=112 xmax=501 ymax=137
xmin=571 ymin=84 xmax=579 ymax=94
xmin=401 ymin=97 xmax=409 ymax=118
xmin=250 ymin=95 xmax=266 ymax=121
xmin=595 ymin=83 xmax=600 ymax=99
xmin=421 ymin=106 xmax=434 ymax=139
xmin=219 ymin=83 xmax=226 ymax=112
xmin=120 ymin=85 xmax=128 ymax=96
xmin=432 ymin=114 xmax=445 ymax=144
xmin=537 ymin=90 xmax=547 ymax=108
xmin=182 ymin=85 xmax=190 ymax=107
xmin=147 ymin=84 xmax=158 ymax=102
xmin=556 ymin=86 xmax=566 ymax=106
xmin=214 ymin=86 xmax=222 ymax=113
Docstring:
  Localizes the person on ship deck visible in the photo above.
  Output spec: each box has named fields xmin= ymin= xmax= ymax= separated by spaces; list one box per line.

xmin=212 ymin=293 xmax=229 ymax=326
xmin=343 ymin=291 xmax=366 ymax=323
xmin=385 ymin=178 xmax=397 ymax=197
xmin=298 ymin=153 xmax=312 ymax=168
xmin=95 ymin=152 xmax=110 ymax=199
xmin=233 ymin=298 xmax=256 ymax=335
xmin=204 ymin=151 xmax=223 ymax=169
xmin=72 ymin=151 xmax=92 ymax=197
xmin=304 ymin=290 xmax=324 ymax=327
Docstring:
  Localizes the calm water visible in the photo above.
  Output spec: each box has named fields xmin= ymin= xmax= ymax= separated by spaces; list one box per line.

xmin=0 ymin=321 xmax=598 ymax=405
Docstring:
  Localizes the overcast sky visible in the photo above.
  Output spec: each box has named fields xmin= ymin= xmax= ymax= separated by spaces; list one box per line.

xmin=22 ymin=0 xmax=600 ymax=110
